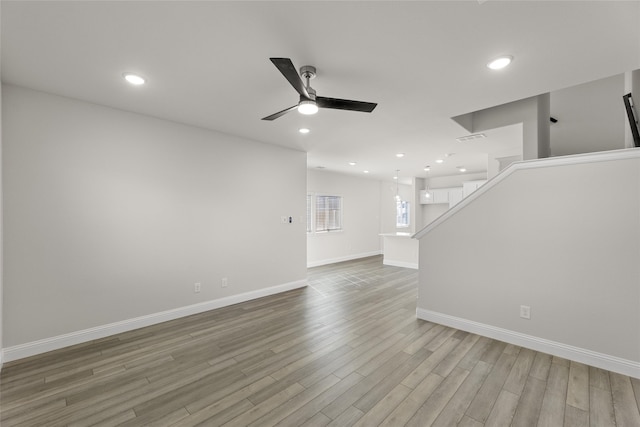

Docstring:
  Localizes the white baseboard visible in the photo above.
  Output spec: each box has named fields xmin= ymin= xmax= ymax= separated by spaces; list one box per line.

xmin=307 ymin=251 xmax=382 ymax=268
xmin=3 ymin=279 xmax=307 ymax=363
xmin=383 ymin=259 xmax=419 ymax=269
xmin=417 ymin=308 xmax=640 ymax=379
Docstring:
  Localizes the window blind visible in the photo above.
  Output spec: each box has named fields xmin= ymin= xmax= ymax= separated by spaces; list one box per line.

xmin=315 ymin=195 xmax=342 ymax=232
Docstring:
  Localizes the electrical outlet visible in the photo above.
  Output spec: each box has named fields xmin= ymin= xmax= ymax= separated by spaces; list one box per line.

xmin=221 ymin=277 xmax=228 ymax=288
xmin=194 ymin=282 xmax=201 ymax=293
xmin=520 ymin=305 xmax=531 ymax=319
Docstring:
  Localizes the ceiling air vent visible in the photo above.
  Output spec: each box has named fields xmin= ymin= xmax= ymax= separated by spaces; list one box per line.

xmin=456 ymin=133 xmax=486 ymax=143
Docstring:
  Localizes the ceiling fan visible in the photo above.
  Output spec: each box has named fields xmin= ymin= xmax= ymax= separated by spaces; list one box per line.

xmin=262 ymin=58 xmax=377 ymax=121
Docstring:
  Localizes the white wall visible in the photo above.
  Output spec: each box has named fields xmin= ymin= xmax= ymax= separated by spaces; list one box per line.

xmin=631 ymin=69 xmax=640 ymax=148
xmin=421 ymin=204 xmax=449 ymax=229
xmin=0 ymin=11 xmax=3 ymax=368
xmin=2 ymin=85 xmax=307 ymax=353
xmin=454 ymin=95 xmax=550 ymax=161
xmin=453 ymin=74 xmax=628 ymax=167
xmin=416 ymin=152 xmax=640 ymax=376
xmin=307 ymin=170 xmax=381 ymax=266
xmin=551 ymin=74 xmax=625 ymax=156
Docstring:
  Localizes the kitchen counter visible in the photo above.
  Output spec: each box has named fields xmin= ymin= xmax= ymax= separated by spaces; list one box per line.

xmin=379 ymin=232 xmax=418 ymax=269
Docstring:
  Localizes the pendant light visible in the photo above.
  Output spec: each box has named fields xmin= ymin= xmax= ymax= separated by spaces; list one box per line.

xmin=394 ymin=170 xmax=402 ymax=202
xmin=424 ymin=166 xmax=431 ymax=199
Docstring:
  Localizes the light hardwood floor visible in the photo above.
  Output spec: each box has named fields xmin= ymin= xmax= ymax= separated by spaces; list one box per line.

xmin=2 ymin=255 xmax=640 ymax=426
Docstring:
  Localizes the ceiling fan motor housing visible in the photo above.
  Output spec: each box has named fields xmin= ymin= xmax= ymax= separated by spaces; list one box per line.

xmin=302 ymin=88 xmax=317 ymax=101
xmin=300 ymin=66 xmax=317 ymax=100
xmin=299 ymin=65 xmax=317 ymax=80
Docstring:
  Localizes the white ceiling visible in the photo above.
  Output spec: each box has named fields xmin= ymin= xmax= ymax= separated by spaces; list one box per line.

xmin=2 ymin=1 xmax=639 ymax=182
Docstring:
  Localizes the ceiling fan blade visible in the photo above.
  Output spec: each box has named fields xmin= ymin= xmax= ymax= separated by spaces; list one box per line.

xmin=270 ymin=58 xmax=309 ymax=99
xmin=316 ymin=96 xmax=377 ymax=113
xmin=261 ymin=105 xmax=298 ymax=121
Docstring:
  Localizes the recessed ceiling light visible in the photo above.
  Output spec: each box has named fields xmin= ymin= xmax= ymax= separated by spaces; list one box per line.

xmin=123 ymin=73 xmax=146 ymax=85
xmin=487 ymin=55 xmax=513 ymax=70
xmin=299 ymin=128 xmax=310 ymax=134
xmin=396 ymin=153 xmax=405 ymax=158
xmin=363 ymin=170 xmax=369 ymax=174
xmin=458 ymin=167 xmax=467 ymax=172
xmin=424 ymin=166 xmax=430 ymax=171
xmin=348 ymin=162 xmax=357 ymax=166
xmin=435 ymin=159 xmax=444 ymax=164
xmin=393 ymin=176 xmax=398 ymax=180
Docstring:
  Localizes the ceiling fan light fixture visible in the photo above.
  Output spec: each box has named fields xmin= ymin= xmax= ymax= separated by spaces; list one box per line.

xmin=298 ymin=100 xmax=318 ymax=115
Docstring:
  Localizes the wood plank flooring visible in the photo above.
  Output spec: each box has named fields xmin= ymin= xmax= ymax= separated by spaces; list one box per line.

xmin=2 ymin=255 xmax=640 ymax=426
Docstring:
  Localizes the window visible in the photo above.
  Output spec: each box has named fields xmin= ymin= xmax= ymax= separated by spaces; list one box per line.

xmin=396 ymin=200 xmax=410 ymax=228
xmin=315 ymin=195 xmax=342 ymax=232
xmin=306 ymin=194 xmax=312 ymax=233
xmin=306 ymin=194 xmax=343 ymax=233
